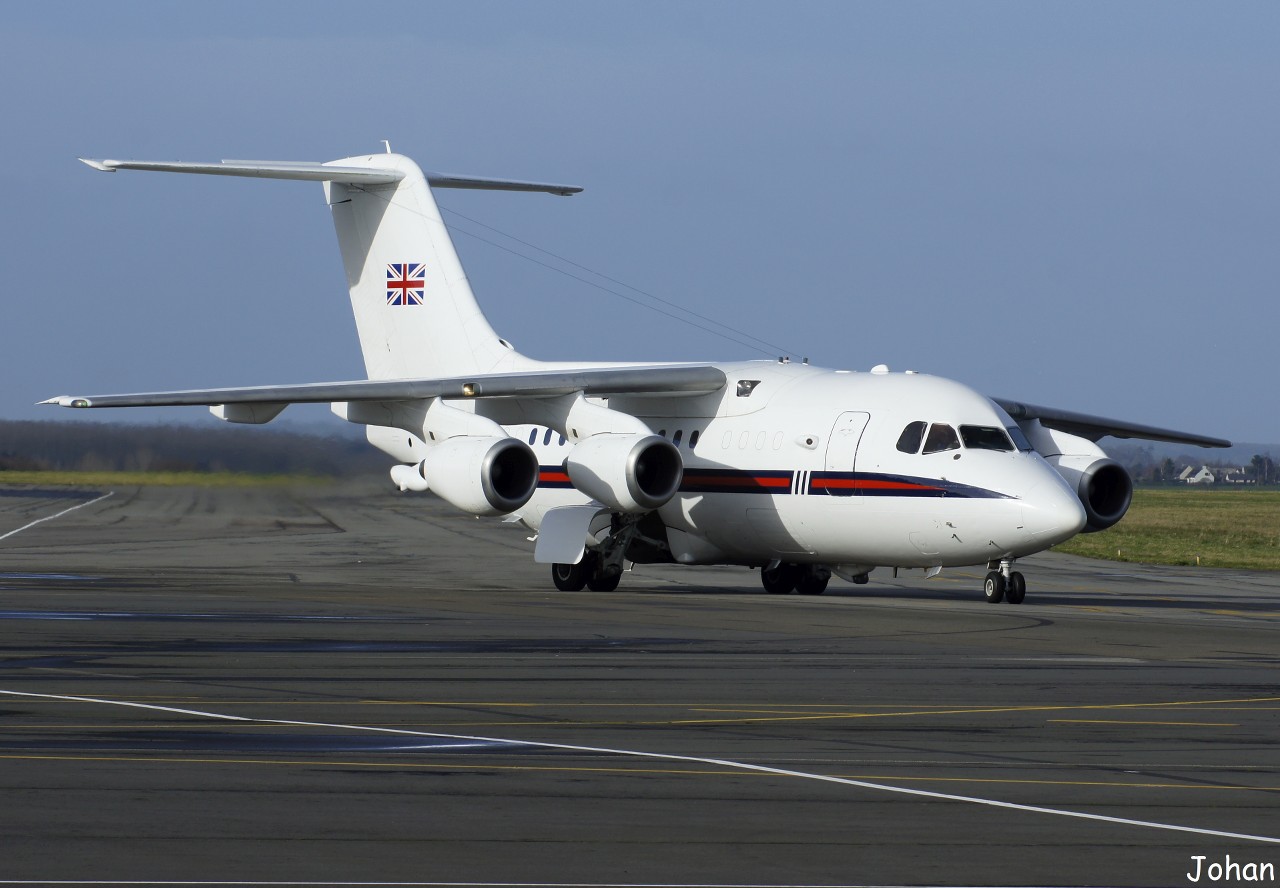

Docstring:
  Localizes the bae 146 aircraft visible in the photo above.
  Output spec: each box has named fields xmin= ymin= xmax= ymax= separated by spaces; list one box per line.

xmin=47 ymin=150 xmax=1229 ymax=604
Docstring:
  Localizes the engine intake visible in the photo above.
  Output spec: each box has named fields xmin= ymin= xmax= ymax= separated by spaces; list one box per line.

xmin=1049 ymin=455 xmax=1133 ymax=532
xmin=417 ymin=436 xmax=539 ymax=516
xmin=565 ymin=433 xmax=683 ymax=513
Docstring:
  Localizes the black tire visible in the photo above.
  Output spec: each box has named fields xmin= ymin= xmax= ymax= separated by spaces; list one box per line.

xmin=551 ymin=561 xmax=588 ymax=592
xmin=587 ymin=567 xmax=622 ymax=592
xmin=983 ymin=570 xmax=1005 ymax=604
xmin=761 ymin=563 xmax=800 ymax=594
xmin=796 ymin=570 xmax=830 ymax=595
xmin=1006 ymin=571 xmax=1026 ymax=605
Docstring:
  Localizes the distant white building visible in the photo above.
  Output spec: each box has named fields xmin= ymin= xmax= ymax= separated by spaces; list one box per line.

xmin=1179 ymin=465 xmax=1216 ymax=485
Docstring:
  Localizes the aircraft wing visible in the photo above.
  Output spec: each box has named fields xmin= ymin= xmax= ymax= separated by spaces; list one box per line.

xmin=994 ymin=398 xmax=1231 ymax=449
xmin=41 ymin=364 xmax=727 ymax=409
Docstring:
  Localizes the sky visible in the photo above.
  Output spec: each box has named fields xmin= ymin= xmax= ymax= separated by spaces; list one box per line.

xmin=2 ymin=1 xmax=1277 ymax=444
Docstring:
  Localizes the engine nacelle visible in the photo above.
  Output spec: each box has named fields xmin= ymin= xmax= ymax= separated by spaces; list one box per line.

xmin=565 ymin=433 xmax=683 ymax=513
xmin=1046 ymin=454 xmax=1133 ymax=532
xmin=417 ymin=436 xmax=539 ymax=516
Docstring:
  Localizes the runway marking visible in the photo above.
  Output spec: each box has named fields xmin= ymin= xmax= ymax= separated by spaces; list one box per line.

xmin=1049 ymin=719 xmax=1238 ymax=727
xmin=2 ymin=688 xmax=1278 ymax=847
xmin=0 ymin=880 xmax=974 ymax=887
xmin=6 ymin=696 xmax=1276 ymax=731
xmin=0 ymin=492 xmax=114 ymax=542
xmin=2 ymin=753 xmax=1277 ymax=792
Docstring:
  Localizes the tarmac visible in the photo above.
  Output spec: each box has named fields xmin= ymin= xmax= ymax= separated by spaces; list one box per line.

xmin=0 ymin=481 xmax=1277 ymax=887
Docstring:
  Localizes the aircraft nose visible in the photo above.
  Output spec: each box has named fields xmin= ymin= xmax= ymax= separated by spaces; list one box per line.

xmin=1020 ymin=473 xmax=1087 ymax=546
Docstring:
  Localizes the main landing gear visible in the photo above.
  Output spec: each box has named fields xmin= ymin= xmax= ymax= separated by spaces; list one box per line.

xmin=761 ymin=562 xmax=830 ymax=595
xmin=551 ymin=551 xmax=622 ymax=592
xmin=983 ymin=559 xmax=1026 ymax=605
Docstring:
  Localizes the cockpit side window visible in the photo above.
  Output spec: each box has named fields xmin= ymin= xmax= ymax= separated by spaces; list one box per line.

xmin=922 ymin=423 xmax=960 ymax=454
xmin=960 ymin=425 xmax=1015 ymax=451
xmin=896 ymin=421 xmax=927 ymax=454
xmin=1006 ymin=425 xmax=1033 ymax=452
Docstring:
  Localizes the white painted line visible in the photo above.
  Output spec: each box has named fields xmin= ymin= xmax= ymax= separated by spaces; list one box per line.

xmin=0 ymin=690 xmax=250 ymax=722
xmin=0 ymin=492 xmax=115 ymax=542
xmin=2 ymin=688 xmax=1277 ymax=846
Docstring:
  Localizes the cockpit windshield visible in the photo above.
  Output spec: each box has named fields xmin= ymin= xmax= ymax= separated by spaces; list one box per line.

xmin=895 ymin=421 xmax=1031 ymax=454
xmin=922 ymin=423 xmax=960 ymax=454
xmin=959 ymin=425 xmax=1015 ymax=452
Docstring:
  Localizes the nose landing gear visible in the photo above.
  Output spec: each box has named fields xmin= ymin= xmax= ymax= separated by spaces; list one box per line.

xmin=984 ymin=559 xmax=1026 ymax=604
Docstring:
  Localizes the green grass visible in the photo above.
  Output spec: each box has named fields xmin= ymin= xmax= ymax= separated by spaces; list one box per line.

xmin=1056 ymin=487 xmax=1280 ymax=571
xmin=0 ymin=469 xmax=330 ymax=488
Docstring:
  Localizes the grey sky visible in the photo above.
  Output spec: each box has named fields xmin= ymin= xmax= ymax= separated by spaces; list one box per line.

xmin=3 ymin=1 xmax=1277 ymax=442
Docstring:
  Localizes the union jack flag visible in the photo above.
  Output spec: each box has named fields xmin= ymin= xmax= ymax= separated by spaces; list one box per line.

xmin=386 ymin=263 xmax=426 ymax=305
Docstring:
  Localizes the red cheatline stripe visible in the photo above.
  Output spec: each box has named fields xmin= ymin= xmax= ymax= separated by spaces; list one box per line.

xmin=540 ymin=471 xmax=571 ymax=484
xmin=687 ymin=474 xmax=790 ymax=489
xmin=812 ymin=478 xmax=938 ymax=492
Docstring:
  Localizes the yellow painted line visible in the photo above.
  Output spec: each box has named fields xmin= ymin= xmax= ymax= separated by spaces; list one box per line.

xmin=13 ymin=695 xmax=1279 ymax=710
xmin=1 ymin=753 xmax=1276 ymax=793
xmin=665 ymin=696 xmax=1280 ymax=726
xmin=8 ymin=696 xmax=1280 ymax=729
xmin=1049 ymin=719 xmax=1239 ymax=727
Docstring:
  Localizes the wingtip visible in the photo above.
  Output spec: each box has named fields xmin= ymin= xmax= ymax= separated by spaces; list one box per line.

xmin=38 ymin=396 xmax=91 ymax=407
xmin=78 ymin=158 xmax=115 ymax=172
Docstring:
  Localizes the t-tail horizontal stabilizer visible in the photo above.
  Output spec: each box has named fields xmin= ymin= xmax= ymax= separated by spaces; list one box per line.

xmin=78 ymin=158 xmax=582 ymax=195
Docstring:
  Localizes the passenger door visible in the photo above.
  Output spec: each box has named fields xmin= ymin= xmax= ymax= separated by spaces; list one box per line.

xmin=825 ymin=411 xmax=870 ymax=472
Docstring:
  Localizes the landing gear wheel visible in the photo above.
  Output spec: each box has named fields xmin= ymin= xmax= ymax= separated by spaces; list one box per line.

xmin=551 ymin=560 xmax=588 ymax=592
xmin=1005 ymin=571 xmax=1026 ymax=604
xmin=587 ymin=567 xmax=622 ymax=592
xmin=796 ymin=570 xmax=830 ymax=595
xmin=761 ymin=563 xmax=800 ymax=595
xmin=983 ymin=570 xmax=1005 ymax=604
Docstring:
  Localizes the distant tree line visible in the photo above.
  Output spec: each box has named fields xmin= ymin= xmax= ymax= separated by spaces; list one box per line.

xmin=0 ymin=420 xmax=388 ymax=477
xmin=1110 ymin=443 xmax=1277 ymax=485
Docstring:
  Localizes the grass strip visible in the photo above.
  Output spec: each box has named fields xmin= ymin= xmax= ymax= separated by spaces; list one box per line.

xmin=0 ymin=470 xmax=330 ymax=488
xmin=1056 ymin=488 xmax=1280 ymax=571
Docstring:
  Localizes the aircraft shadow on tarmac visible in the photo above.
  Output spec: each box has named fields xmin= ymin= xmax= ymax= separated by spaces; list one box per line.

xmin=614 ymin=577 xmax=1275 ymax=613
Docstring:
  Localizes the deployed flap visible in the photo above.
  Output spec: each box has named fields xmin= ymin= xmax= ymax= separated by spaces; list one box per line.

xmin=994 ymin=398 xmax=1230 ymax=448
xmin=533 ymin=505 xmax=604 ymax=565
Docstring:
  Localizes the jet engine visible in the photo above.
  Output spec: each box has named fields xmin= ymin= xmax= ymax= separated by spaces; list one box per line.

xmin=1045 ymin=454 xmax=1133 ymax=532
xmin=415 ymin=436 xmax=539 ymax=516
xmin=1016 ymin=421 xmax=1134 ymax=533
xmin=565 ymin=433 xmax=683 ymax=513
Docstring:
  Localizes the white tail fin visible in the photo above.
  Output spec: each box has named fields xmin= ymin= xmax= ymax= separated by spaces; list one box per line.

xmin=326 ymin=153 xmax=513 ymax=379
xmin=80 ymin=153 xmax=582 ymax=380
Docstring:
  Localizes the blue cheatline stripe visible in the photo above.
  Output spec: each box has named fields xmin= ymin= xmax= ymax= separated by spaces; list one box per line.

xmin=808 ymin=471 xmax=1009 ymax=499
xmin=534 ymin=466 xmax=1008 ymax=500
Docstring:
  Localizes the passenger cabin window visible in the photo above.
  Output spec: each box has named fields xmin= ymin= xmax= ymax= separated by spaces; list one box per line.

xmin=672 ymin=429 xmax=683 ymax=447
xmin=543 ymin=429 xmax=553 ymax=446
xmin=528 ymin=428 xmax=538 ymax=445
xmin=896 ymin=421 xmax=927 ymax=454
xmin=922 ymin=423 xmax=960 ymax=454
xmin=960 ymin=426 xmax=1015 ymax=451
xmin=689 ymin=430 xmax=700 ymax=449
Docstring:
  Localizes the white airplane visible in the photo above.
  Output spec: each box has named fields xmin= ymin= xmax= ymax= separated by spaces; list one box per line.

xmin=47 ymin=150 xmax=1229 ymax=604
